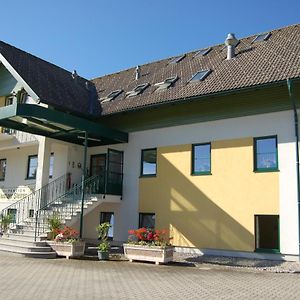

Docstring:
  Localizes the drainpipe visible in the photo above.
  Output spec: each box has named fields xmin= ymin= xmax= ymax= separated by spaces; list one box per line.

xmin=287 ymin=79 xmax=300 ymax=259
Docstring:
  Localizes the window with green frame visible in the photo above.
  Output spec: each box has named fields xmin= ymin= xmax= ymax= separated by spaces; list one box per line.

xmin=192 ymin=143 xmax=211 ymax=175
xmin=141 ymin=148 xmax=157 ymax=176
xmin=254 ymin=136 xmax=278 ymax=172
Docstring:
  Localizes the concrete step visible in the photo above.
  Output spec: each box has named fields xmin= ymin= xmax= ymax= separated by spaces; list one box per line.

xmin=2 ymin=232 xmax=47 ymax=242
xmin=0 ymin=247 xmax=57 ymax=259
xmin=0 ymin=236 xmax=47 ymax=247
xmin=0 ymin=240 xmax=53 ymax=252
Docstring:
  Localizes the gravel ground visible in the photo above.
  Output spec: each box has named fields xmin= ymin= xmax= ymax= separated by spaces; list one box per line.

xmin=173 ymin=252 xmax=300 ymax=273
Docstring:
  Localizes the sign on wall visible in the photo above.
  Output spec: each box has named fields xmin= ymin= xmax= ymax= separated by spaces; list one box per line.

xmin=0 ymin=185 xmax=34 ymax=201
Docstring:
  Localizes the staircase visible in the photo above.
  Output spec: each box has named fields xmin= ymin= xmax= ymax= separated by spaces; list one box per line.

xmin=0 ymin=175 xmax=104 ymax=258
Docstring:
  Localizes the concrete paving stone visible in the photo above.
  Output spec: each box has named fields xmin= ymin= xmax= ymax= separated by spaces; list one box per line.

xmin=0 ymin=252 xmax=300 ymax=300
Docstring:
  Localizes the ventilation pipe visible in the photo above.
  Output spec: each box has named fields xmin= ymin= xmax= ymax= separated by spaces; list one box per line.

xmin=72 ymin=70 xmax=78 ymax=79
xmin=135 ymin=65 xmax=140 ymax=80
xmin=225 ymin=33 xmax=239 ymax=59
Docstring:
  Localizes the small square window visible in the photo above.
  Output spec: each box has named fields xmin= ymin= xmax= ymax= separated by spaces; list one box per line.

xmin=100 ymin=212 xmax=114 ymax=239
xmin=0 ymin=159 xmax=7 ymax=181
xmin=193 ymin=47 xmax=211 ymax=58
xmin=192 ymin=143 xmax=211 ymax=175
xmin=170 ymin=54 xmax=186 ymax=64
xmin=254 ymin=136 xmax=278 ymax=172
xmin=29 ymin=209 xmax=35 ymax=218
xmin=100 ymin=90 xmax=123 ymax=103
xmin=252 ymin=33 xmax=271 ymax=43
xmin=141 ymin=148 xmax=157 ymax=177
xmin=49 ymin=153 xmax=54 ymax=179
xmin=154 ymin=76 xmax=178 ymax=91
xmin=27 ymin=155 xmax=38 ymax=179
xmin=189 ymin=70 xmax=211 ymax=82
xmin=126 ymin=83 xmax=149 ymax=97
xmin=139 ymin=213 xmax=155 ymax=229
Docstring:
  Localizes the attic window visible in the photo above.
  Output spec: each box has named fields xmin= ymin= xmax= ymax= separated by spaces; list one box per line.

xmin=100 ymin=89 xmax=123 ymax=103
xmin=189 ymin=70 xmax=211 ymax=82
xmin=194 ymin=48 xmax=211 ymax=58
xmin=170 ymin=54 xmax=186 ymax=64
xmin=126 ymin=83 xmax=150 ymax=97
xmin=154 ymin=76 xmax=178 ymax=92
xmin=252 ymin=32 xmax=271 ymax=43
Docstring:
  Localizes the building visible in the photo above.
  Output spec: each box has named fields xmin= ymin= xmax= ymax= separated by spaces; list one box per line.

xmin=0 ymin=24 xmax=299 ymax=260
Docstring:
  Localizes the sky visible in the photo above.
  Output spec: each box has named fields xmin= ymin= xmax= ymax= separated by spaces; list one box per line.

xmin=0 ymin=0 xmax=299 ymax=79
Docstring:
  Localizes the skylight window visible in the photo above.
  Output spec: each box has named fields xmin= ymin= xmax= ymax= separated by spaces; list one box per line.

xmin=154 ymin=76 xmax=178 ymax=91
xmin=170 ymin=54 xmax=186 ymax=64
xmin=126 ymin=83 xmax=150 ymax=97
xmin=100 ymin=89 xmax=123 ymax=103
xmin=252 ymin=32 xmax=271 ymax=43
xmin=189 ymin=70 xmax=211 ymax=82
xmin=193 ymin=48 xmax=211 ymax=58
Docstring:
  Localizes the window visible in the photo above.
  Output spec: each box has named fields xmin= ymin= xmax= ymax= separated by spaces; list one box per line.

xmin=49 ymin=153 xmax=54 ymax=178
xmin=193 ymin=47 xmax=211 ymax=58
xmin=0 ymin=159 xmax=6 ymax=181
xmin=170 ymin=54 xmax=186 ymax=64
xmin=154 ymin=76 xmax=178 ymax=91
xmin=100 ymin=212 xmax=114 ymax=239
xmin=141 ymin=148 xmax=157 ymax=176
xmin=100 ymin=89 xmax=123 ymax=103
xmin=5 ymin=96 xmax=14 ymax=106
xmin=254 ymin=136 xmax=278 ymax=172
xmin=192 ymin=143 xmax=211 ymax=175
xmin=7 ymin=208 xmax=17 ymax=223
xmin=126 ymin=83 xmax=149 ymax=97
xmin=27 ymin=155 xmax=38 ymax=179
xmin=29 ymin=209 xmax=35 ymax=218
xmin=189 ymin=69 xmax=211 ymax=82
xmin=139 ymin=213 xmax=155 ymax=229
xmin=252 ymin=33 xmax=271 ymax=43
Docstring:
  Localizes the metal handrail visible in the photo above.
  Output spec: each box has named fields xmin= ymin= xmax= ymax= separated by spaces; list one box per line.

xmin=34 ymin=175 xmax=103 ymax=240
xmin=1 ymin=174 xmax=69 ymax=226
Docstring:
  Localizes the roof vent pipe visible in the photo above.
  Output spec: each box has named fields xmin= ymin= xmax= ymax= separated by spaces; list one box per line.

xmin=72 ymin=70 xmax=78 ymax=79
xmin=135 ymin=65 xmax=140 ymax=80
xmin=225 ymin=33 xmax=239 ymax=60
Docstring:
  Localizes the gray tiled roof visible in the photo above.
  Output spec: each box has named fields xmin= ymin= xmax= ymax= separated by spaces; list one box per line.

xmin=0 ymin=41 xmax=100 ymax=116
xmin=93 ymin=24 xmax=300 ymax=116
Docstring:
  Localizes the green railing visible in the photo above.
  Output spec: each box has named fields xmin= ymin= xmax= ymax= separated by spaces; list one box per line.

xmin=34 ymin=175 xmax=103 ymax=240
xmin=1 ymin=174 xmax=70 ymax=227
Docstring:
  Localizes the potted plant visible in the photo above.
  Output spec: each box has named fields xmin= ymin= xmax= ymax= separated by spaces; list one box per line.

xmin=96 ymin=222 xmax=111 ymax=260
xmin=47 ymin=214 xmax=62 ymax=240
xmin=47 ymin=226 xmax=85 ymax=259
xmin=123 ymin=228 xmax=174 ymax=265
xmin=0 ymin=214 xmax=13 ymax=235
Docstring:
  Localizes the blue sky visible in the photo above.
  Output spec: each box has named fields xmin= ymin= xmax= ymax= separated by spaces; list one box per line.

xmin=0 ymin=0 xmax=299 ymax=79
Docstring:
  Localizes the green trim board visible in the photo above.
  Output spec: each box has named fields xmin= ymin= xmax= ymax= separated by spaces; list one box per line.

xmin=0 ymin=103 xmax=128 ymax=146
xmin=253 ymin=135 xmax=279 ymax=172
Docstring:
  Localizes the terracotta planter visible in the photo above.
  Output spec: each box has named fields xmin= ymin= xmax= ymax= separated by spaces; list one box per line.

xmin=48 ymin=241 xmax=85 ymax=259
xmin=123 ymin=244 xmax=174 ymax=265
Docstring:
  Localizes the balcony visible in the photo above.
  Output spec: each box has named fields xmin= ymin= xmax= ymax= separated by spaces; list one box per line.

xmin=0 ymin=127 xmax=37 ymax=144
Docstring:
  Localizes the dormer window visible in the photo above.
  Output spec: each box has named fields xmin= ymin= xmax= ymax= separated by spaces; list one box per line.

xmin=126 ymin=83 xmax=149 ymax=97
xmin=154 ymin=76 xmax=178 ymax=92
xmin=170 ymin=54 xmax=186 ymax=64
xmin=193 ymin=48 xmax=211 ymax=58
xmin=100 ymin=89 xmax=123 ymax=103
xmin=189 ymin=70 xmax=211 ymax=82
xmin=252 ymin=33 xmax=271 ymax=43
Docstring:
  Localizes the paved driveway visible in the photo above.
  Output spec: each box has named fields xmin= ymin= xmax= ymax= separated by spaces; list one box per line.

xmin=0 ymin=253 xmax=299 ymax=300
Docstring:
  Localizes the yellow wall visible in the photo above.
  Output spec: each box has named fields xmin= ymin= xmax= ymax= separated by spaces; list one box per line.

xmin=139 ymin=138 xmax=279 ymax=251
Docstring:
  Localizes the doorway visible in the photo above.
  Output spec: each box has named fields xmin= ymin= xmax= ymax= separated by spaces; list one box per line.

xmin=255 ymin=215 xmax=279 ymax=252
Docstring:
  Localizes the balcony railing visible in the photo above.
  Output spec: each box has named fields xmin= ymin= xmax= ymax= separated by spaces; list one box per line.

xmin=0 ymin=127 xmax=37 ymax=143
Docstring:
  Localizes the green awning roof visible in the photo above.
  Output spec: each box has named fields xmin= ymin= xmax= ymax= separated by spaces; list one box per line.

xmin=0 ymin=103 xmax=128 ymax=146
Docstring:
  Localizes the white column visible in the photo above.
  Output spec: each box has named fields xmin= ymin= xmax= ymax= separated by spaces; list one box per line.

xmin=35 ymin=137 xmax=51 ymax=191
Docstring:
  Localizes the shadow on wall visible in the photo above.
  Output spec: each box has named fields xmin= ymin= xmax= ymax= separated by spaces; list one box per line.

xmin=140 ymin=138 xmax=279 ymax=251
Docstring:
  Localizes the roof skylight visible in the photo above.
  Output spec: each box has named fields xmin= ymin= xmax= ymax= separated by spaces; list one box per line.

xmin=126 ymin=83 xmax=150 ymax=97
xmin=252 ymin=32 xmax=271 ymax=43
xmin=194 ymin=48 xmax=211 ymax=58
xmin=100 ymin=89 xmax=123 ymax=103
xmin=189 ymin=70 xmax=211 ymax=82
xmin=154 ymin=76 xmax=178 ymax=91
xmin=170 ymin=54 xmax=186 ymax=64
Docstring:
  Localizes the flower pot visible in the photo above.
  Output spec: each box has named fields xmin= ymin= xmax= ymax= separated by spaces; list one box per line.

xmin=97 ymin=250 xmax=109 ymax=260
xmin=123 ymin=244 xmax=174 ymax=265
xmin=47 ymin=241 xmax=85 ymax=259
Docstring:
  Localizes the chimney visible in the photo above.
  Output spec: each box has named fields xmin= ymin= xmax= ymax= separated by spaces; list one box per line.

xmin=225 ymin=33 xmax=239 ymax=60
xmin=135 ymin=65 xmax=140 ymax=80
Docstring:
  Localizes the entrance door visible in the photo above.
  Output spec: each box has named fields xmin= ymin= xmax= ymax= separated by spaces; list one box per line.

xmin=90 ymin=154 xmax=106 ymax=193
xmin=255 ymin=215 xmax=279 ymax=252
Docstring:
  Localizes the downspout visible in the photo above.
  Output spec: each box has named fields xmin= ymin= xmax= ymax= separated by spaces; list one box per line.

xmin=287 ymin=79 xmax=300 ymax=259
